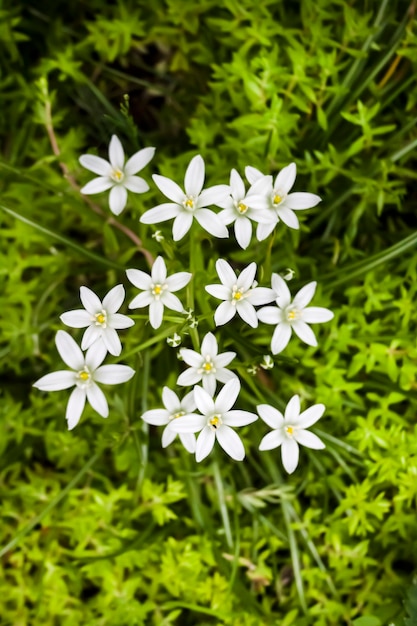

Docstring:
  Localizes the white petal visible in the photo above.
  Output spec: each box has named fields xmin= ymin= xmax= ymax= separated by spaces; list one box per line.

xmin=124 ymin=147 xmax=155 ymax=175
xmin=214 ymin=301 xmax=236 ymax=326
xmin=180 ymin=348 xmax=203 ymax=368
xmin=198 ymin=185 xmax=230 ymax=207
xmin=202 ymin=375 xmax=216 ymax=396
xmin=162 ymin=425 xmax=177 ymax=448
xmin=142 ymin=409 xmax=170 ymax=426
xmin=223 ymin=410 xmax=257 ymax=427
xmin=234 ymin=217 xmax=252 ymax=249
xmin=149 ymin=300 xmax=164 ymax=328
xmin=173 ymin=212 xmax=193 ymax=241
xmin=247 ymin=287 xmax=276 ymax=306
xmin=195 ymin=209 xmax=228 ymax=238
xmin=214 ymin=351 xmax=235 ymax=367
xmin=276 ymin=206 xmax=299 ymax=229
xmin=108 ymin=135 xmax=125 ymax=170
xmin=126 ymin=268 xmax=151 ymax=290
xmin=87 ymin=383 xmax=109 ymax=417
xmin=185 ymin=154 xmax=205 ymax=196
xmin=171 ymin=414 xmax=206 ymax=433
xmin=60 ymin=310 xmax=91 ymax=328
xmin=256 ymin=220 xmax=277 ymax=241
xmin=230 ymin=169 xmax=245 ymax=200
xmin=296 ymin=404 xmax=325 ymax=428
xmin=196 ymin=427 xmax=216 ymax=461
xmin=194 ymin=385 xmax=215 ymax=415
xmin=245 ymin=165 xmax=264 ymax=184
xmin=33 ymin=371 xmax=76 ymax=391
xmin=215 ymin=378 xmax=240 ymax=413
xmin=80 ymin=286 xmax=102 ymax=314
xmin=108 ymin=313 xmax=134 ymax=329
xmin=79 ymin=154 xmax=112 ymax=176
xmin=55 ymin=330 xmax=84 ymax=370
xmin=102 ymin=328 xmax=122 ymax=356
xmin=285 ymin=192 xmax=321 ymax=210
xmin=259 ymin=430 xmax=286 ymax=451
xmin=101 ymin=284 xmax=124 ymax=313
xmin=271 ymin=274 xmax=292 ymax=308
xmin=180 ymin=391 xmax=196 ymax=413
xmin=236 ymin=300 xmax=258 ymax=328
xmin=215 ymin=368 xmax=237 ymax=384
xmin=166 ymin=271 xmax=192 ymax=292
xmin=257 ymin=306 xmax=282 ymax=325
xmin=179 ymin=433 xmax=196 ymax=454
xmin=274 ymin=162 xmax=296 ymax=194
xmin=271 ymin=323 xmax=292 ymax=354
xmin=128 ymin=292 xmax=153 ymax=309
xmin=216 ymin=259 xmax=237 ymax=287
xmin=109 ymin=185 xmax=128 ymax=216
xmin=161 ymin=386 xmax=180 ymax=412
xmin=151 ymin=256 xmax=167 ymax=283
xmin=94 ymin=364 xmax=135 ymax=384
xmin=285 ymin=395 xmax=300 ymax=421
xmin=177 ymin=369 xmax=202 ymax=387
xmin=80 ymin=177 xmax=113 ymax=194
xmin=302 ymin=307 xmax=334 ymax=323
xmin=216 ymin=425 xmax=245 ymax=461
xmin=257 ymin=404 xmax=284 ymax=429
xmin=81 ymin=325 xmax=101 ymax=350
xmin=66 ymin=387 xmax=86 ymax=430
xmin=293 ymin=281 xmax=316 ymax=309
xmin=281 ymin=439 xmax=299 ymax=474
xmin=85 ymin=340 xmax=107 ymax=371
xmin=205 ymin=285 xmax=231 ymax=300
xmin=123 ymin=176 xmax=149 ymax=194
xmin=161 ymin=292 xmax=184 ymax=313
xmin=292 ymin=321 xmax=318 ymax=346
xmin=152 ymin=174 xmax=184 ymax=203
xmin=140 ymin=203 xmax=180 ymax=224
xmin=295 ymin=429 xmax=325 ymax=449
xmin=200 ymin=332 xmax=217 ymax=357
xmin=237 ymin=262 xmax=256 ymax=292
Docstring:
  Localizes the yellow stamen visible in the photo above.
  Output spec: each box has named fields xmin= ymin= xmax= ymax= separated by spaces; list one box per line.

xmin=112 ymin=169 xmax=124 ymax=182
xmin=285 ymin=426 xmax=294 ymax=436
xmin=237 ymin=202 xmax=248 ymax=214
xmin=273 ymin=194 xmax=282 ymax=205
xmin=152 ymin=284 xmax=163 ymax=296
xmin=233 ymin=291 xmax=242 ymax=301
xmin=184 ymin=197 xmax=194 ymax=209
xmin=95 ymin=312 xmax=106 ymax=325
xmin=203 ymin=361 xmax=213 ymax=372
xmin=287 ymin=308 xmax=299 ymax=321
xmin=209 ymin=415 xmax=221 ymax=430
xmin=79 ymin=371 xmax=90 ymax=381
xmin=172 ymin=411 xmax=185 ymax=420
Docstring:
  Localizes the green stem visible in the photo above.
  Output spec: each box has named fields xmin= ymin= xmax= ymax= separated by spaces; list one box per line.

xmin=212 ymin=459 xmax=233 ymax=549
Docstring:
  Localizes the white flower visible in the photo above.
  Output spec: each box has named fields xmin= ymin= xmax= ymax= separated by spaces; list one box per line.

xmin=216 ymin=169 xmax=274 ymax=249
xmin=60 ymin=284 xmax=134 ymax=356
xmin=33 ymin=331 xmax=135 ymax=430
xmin=140 ymin=155 xmax=230 ymax=241
xmin=205 ymin=259 xmax=275 ymax=327
xmin=126 ymin=256 xmax=191 ymax=329
xmin=171 ymin=379 xmax=257 ymax=462
xmin=79 ymin=135 xmax=155 ymax=216
xmin=258 ymin=396 xmax=325 ymax=474
xmin=245 ymin=163 xmax=321 ymax=240
xmin=141 ymin=387 xmax=196 ymax=453
xmin=167 ymin=333 xmax=182 ymax=347
xmin=260 ymin=355 xmax=274 ymax=370
xmin=257 ymin=274 xmax=334 ymax=354
xmin=177 ymin=332 xmax=237 ymax=395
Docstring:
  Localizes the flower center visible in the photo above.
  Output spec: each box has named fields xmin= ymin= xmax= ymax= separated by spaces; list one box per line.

xmin=111 ymin=169 xmax=124 ymax=183
xmin=94 ymin=310 xmax=107 ymax=327
xmin=199 ymin=356 xmax=216 ymax=375
xmin=170 ymin=410 xmax=185 ymax=420
xmin=237 ymin=202 xmax=248 ymax=214
xmin=151 ymin=283 xmax=166 ymax=299
xmin=285 ymin=425 xmax=295 ymax=438
xmin=286 ymin=307 xmax=300 ymax=322
xmin=231 ymin=285 xmax=246 ymax=305
xmin=209 ymin=414 xmax=222 ymax=431
xmin=182 ymin=196 xmax=196 ymax=211
xmin=76 ymin=367 xmax=92 ymax=388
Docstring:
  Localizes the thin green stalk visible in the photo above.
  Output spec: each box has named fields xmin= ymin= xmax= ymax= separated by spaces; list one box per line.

xmin=0 ymin=450 xmax=102 ymax=558
xmin=212 ymin=459 xmax=233 ymax=549
xmin=135 ymin=350 xmax=151 ymax=493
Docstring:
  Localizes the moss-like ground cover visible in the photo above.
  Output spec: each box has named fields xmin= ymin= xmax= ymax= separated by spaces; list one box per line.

xmin=1 ymin=1 xmax=417 ymax=624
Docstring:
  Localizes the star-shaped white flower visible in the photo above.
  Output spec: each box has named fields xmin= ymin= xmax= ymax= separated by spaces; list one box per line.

xmin=216 ymin=169 xmax=274 ymax=249
xmin=205 ymin=259 xmax=275 ymax=327
xmin=177 ymin=332 xmax=237 ymax=395
xmin=60 ymin=284 xmax=134 ymax=356
xmin=258 ymin=396 xmax=325 ymax=474
xmin=140 ymin=155 xmax=230 ymax=241
xmin=170 ymin=379 xmax=258 ymax=462
xmin=33 ymin=331 xmax=135 ymax=430
xmin=257 ymin=274 xmax=334 ymax=354
xmin=141 ymin=387 xmax=197 ymax=453
xmin=79 ymin=135 xmax=155 ymax=215
xmin=126 ymin=256 xmax=191 ymax=329
xmin=246 ymin=163 xmax=321 ymax=240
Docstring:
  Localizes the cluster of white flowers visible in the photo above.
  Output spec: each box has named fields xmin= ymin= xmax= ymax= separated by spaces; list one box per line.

xmin=33 ymin=135 xmax=334 ymax=473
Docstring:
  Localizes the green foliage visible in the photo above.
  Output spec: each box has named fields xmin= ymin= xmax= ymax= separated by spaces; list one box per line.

xmin=1 ymin=0 xmax=417 ymax=624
